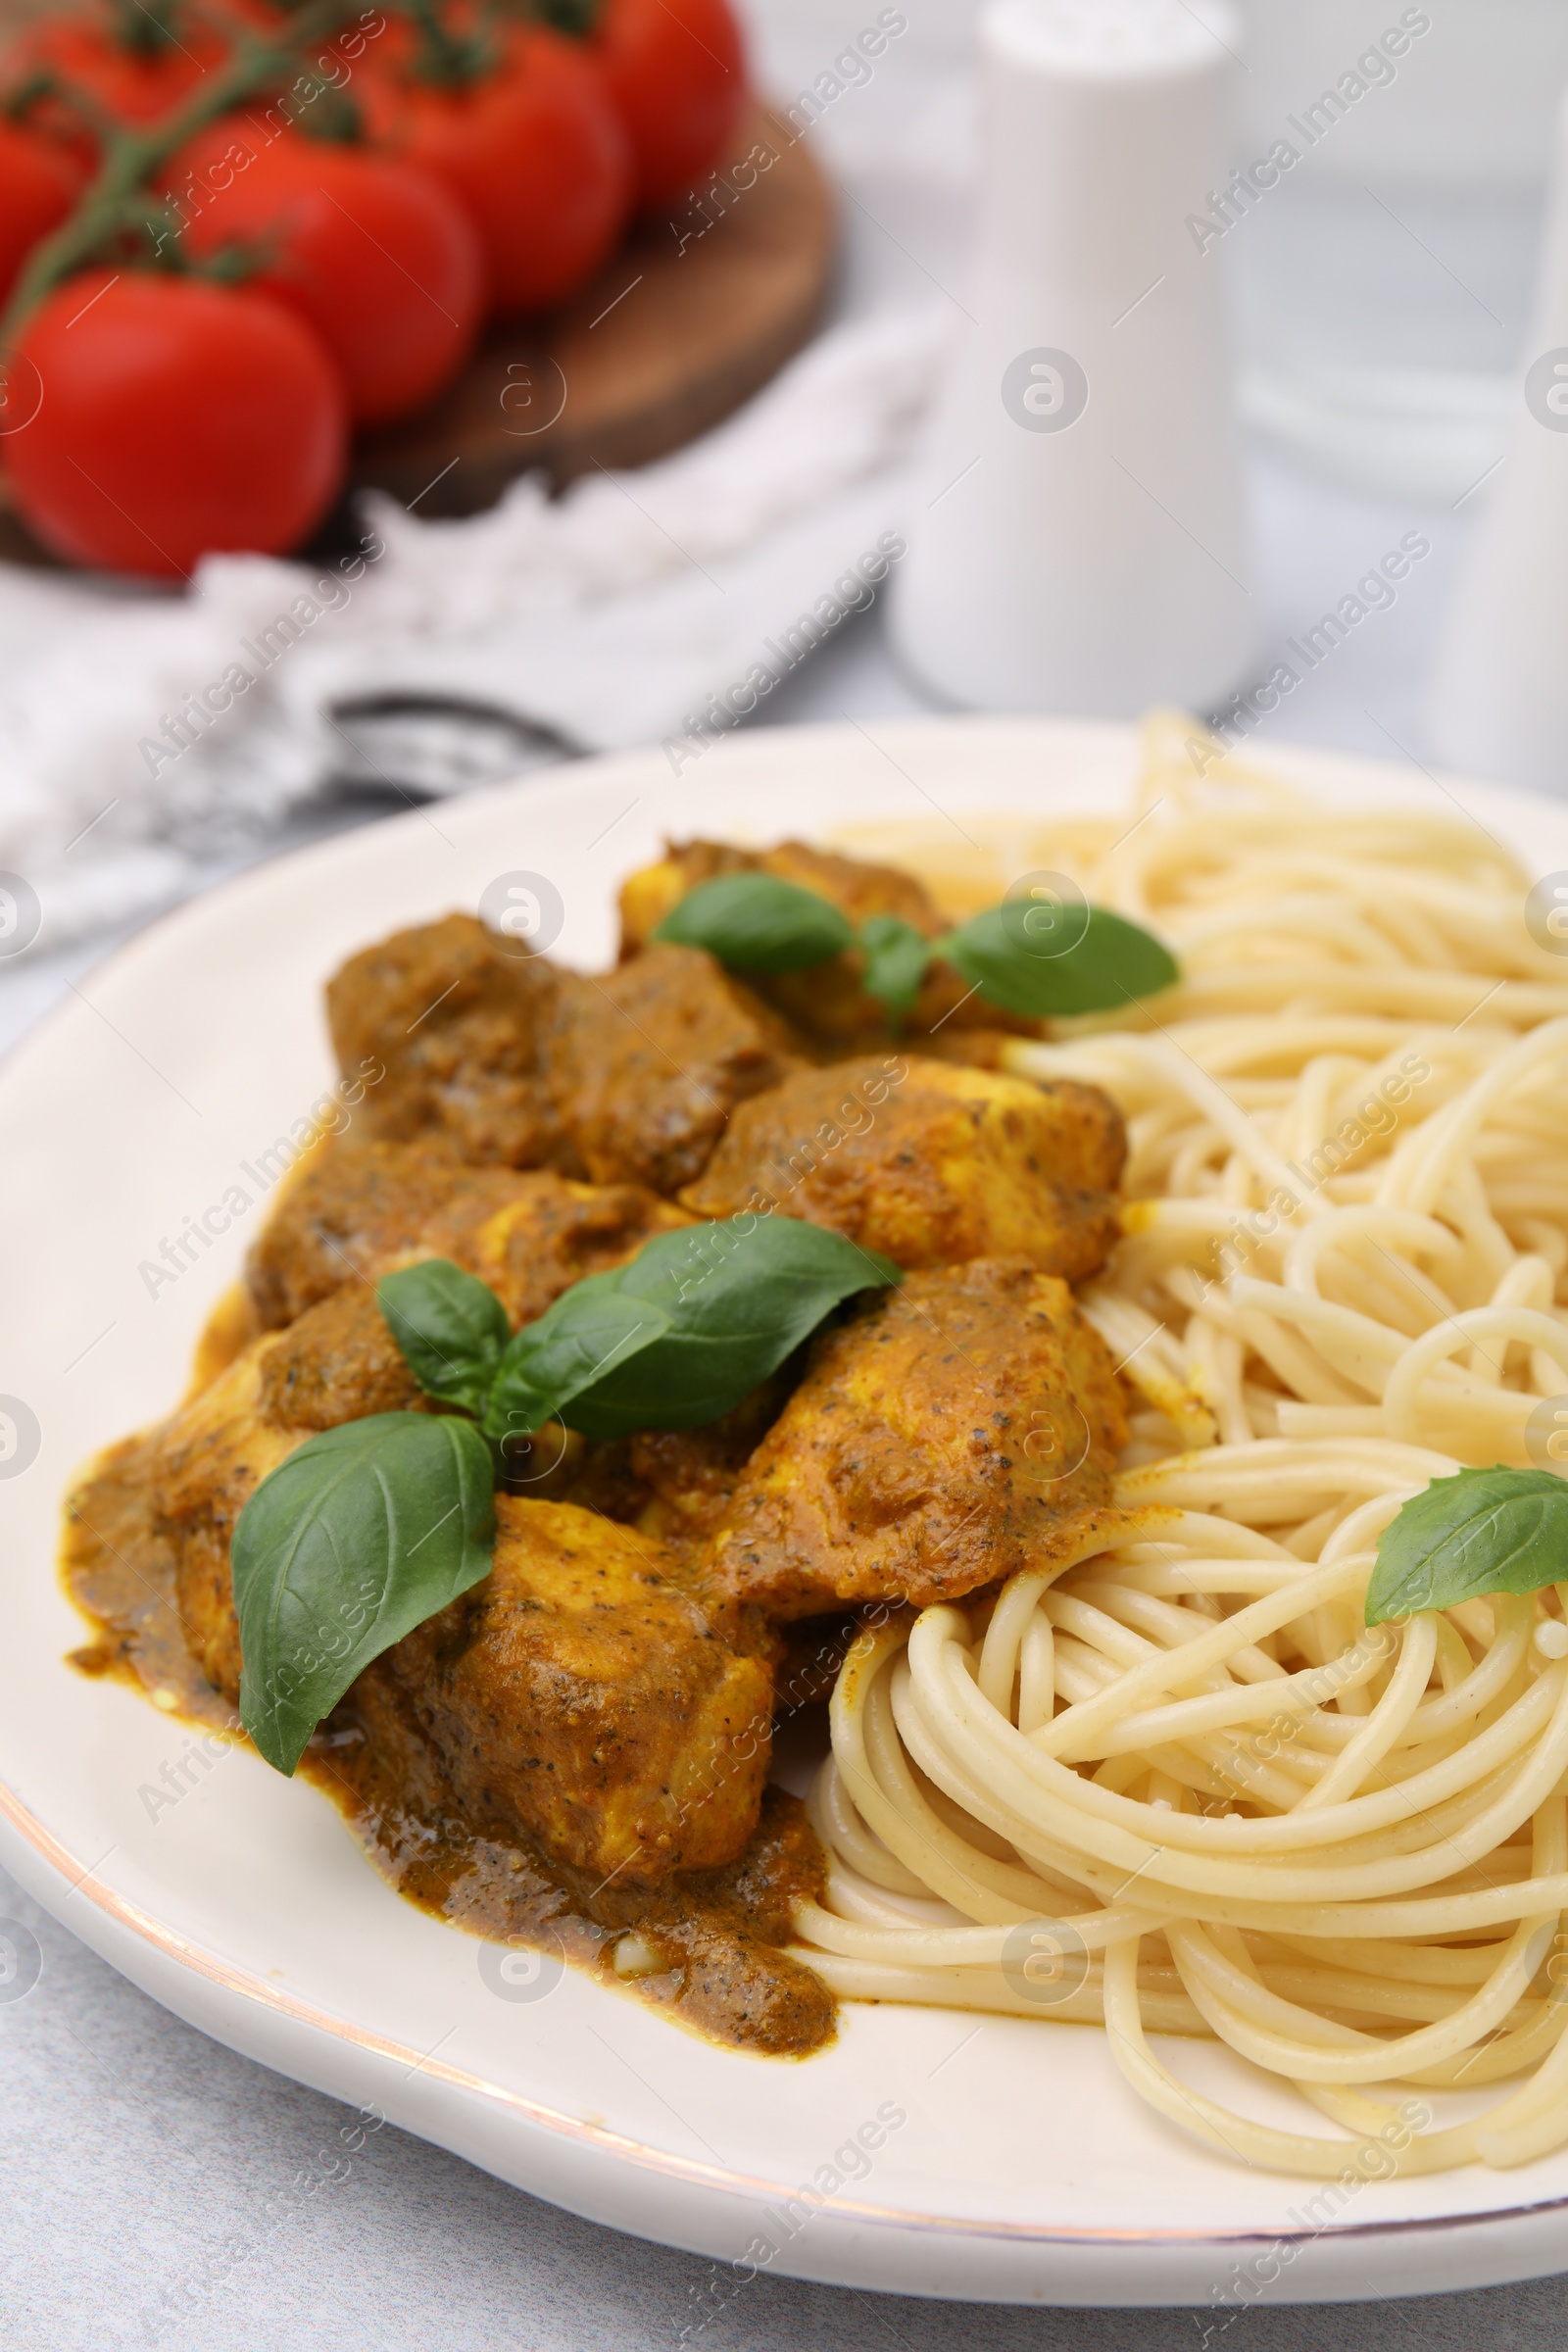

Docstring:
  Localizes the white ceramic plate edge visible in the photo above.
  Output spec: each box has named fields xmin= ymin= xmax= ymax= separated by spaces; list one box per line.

xmin=8 ymin=714 xmax=1568 ymax=2308
xmin=11 ymin=1785 xmax=1568 ymax=2309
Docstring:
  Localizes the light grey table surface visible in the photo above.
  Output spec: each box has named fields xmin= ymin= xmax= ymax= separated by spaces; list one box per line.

xmin=5 ymin=0 xmax=1567 ymax=2332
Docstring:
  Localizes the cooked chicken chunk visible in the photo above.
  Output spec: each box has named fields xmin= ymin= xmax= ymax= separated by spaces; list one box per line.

xmin=547 ymin=941 xmax=802 ymax=1194
xmin=327 ymin=916 xmax=799 ymax=1192
xmin=154 ymin=1291 xmax=417 ymax=1699
xmin=368 ymin=1498 xmax=773 ymax=1886
xmin=682 ymin=1054 xmax=1124 ymax=1280
xmin=154 ymin=1301 xmax=772 ymax=1886
xmin=618 ymin=838 xmax=1038 ymax=1052
xmin=170 ymin=1260 xmax=788 ymax=1693
xmin=708 ymin=1259 xmax=1127 ymax=1619
xmin=247 ymin=1135 xmax=689 ymax=1330
xmin=256 ymin=1283 xmax=424 ymax=1431
xmin=328 ymin=912 xmax=568 ymax=1167
xmin=248 ymin=1135 xmax=481 ymax=1326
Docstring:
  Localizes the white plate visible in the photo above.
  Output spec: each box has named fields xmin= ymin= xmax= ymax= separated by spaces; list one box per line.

xmin=6 ymin=715 xmax=1568 ymax=2312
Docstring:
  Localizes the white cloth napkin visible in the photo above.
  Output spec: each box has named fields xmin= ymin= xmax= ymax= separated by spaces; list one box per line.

xmin=0 ymin=301 xmax=945 ymax=947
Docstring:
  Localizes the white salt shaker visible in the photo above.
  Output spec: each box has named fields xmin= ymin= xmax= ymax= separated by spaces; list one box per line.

xmin=890 ymin=0 xmax=1256 ymax=716
xmin=1429 ymin=84 xmax=1568 ymax=796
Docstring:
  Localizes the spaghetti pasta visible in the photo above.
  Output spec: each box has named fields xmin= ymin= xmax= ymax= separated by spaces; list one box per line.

xmin=798 ymin=714 xmax=1568 ymax=2176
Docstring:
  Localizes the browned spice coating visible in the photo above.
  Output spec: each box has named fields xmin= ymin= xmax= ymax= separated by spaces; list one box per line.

xmin=683 ymin=1054 xmax=1123 ymax=1281
xmin=256 ymin=1284 xmax=424 ymax=1430
xmin=323 ymin=1662 xmax=834 ymax=2051
xmin=328 ymin=912 xmax=569 ymax=1168
xmin=327 ymin=917 xmax=802 ymax=1194
xmin=546 ymin=943 xmax=802 ymax=1194
xmin=709 ymin=1259 xmax=1128 ymax=1619
xmin=247 ymin=1135 xmax=689 ymax=1330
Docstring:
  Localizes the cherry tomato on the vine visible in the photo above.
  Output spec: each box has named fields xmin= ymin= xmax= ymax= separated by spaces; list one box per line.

xmin=165 ymin=122 xmax=483 ymax=424
xmin=376 ymin=24 xmax=631 ymax=316
xmin=590 ymin=0 xmax=747 ymax=212
xmin=0 ymin=121 xmax=85 ymax=311
xmin=5 ymin=271 xmax=347 ymax=576
xmin=7 ymin=1 xmax=230 ymax=138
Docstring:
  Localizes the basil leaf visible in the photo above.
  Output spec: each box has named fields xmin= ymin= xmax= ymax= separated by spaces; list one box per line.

xmin=941 ymin=903 xmax=1178 ymax=1018
xmin=858 ymin=913 xmax=934 ymax=1022
xmin=1365 ymin=1467 xmax=1568 ymax=1625
xmin=484 ymin=1279 xmax=670 ymax=1446
xmin=378 ymin=1259 xmax=511 ymax=1417
xmin=234 ymin=1412 xmax=496 ymax=1775
xmin=590 ymin=1219 xmax=901 ymax=1434
xmin=654 ymin=873 xmax=856 ymax=972
xmin=488 ymin=1217 xmax=900 ymax=1441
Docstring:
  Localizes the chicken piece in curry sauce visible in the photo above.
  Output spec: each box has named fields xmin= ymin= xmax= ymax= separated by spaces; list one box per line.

xmin=367 ymin=1498 xmax=773 ymax=1886
xmin=329 ymin=917 xmax=799 ymax=1191
xmin=682 ymin=1054 xmax=1123 ymax=1279
xmin=62 ymin=835 xmax=1135 ymax=2057
xmin=617 ymin=837 xmax=1022 ymax=1053
xmin=709 ymin=1260 xmax=1127 ymax=1619
xmin=247 ymin=1137 xmax=690 ymax=1331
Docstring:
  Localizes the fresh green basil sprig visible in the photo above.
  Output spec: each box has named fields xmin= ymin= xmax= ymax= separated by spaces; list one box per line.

xmin=232 ymin=1219 xmax=901 ymax=1773
xmin=654 ymin=871 xmax=1179 ymax=1022
xmin=1364 ymin=1467 xmax=1568 ymax=1625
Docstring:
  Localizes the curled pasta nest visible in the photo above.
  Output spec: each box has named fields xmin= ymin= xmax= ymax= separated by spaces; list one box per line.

xmin=798 ymin=713 xmax=1568 ymax=2177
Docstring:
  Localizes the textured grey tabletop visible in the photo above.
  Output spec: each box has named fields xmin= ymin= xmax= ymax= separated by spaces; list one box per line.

xmin=6 ymin=1 xmax=1567 ymax=2339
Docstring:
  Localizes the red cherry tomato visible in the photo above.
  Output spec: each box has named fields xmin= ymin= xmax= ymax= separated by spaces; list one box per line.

xmin=379 ymin=25 xmax=631 ymax=316
xmin=166 ymin=123 xmax=483 ymax=424
xmin=8 ymin=3 xmax=230 ymax=135
xmin=5 ymin=271 xmax=346 ymax=576
xmin=591 ymin=0 xmax=747 ymax=212
xmin=0 ymin=122 xmax=85 ymax=311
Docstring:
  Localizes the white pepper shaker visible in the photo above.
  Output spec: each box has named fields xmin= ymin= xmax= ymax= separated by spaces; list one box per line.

xmin=1429 ymin=84 xmax=1568 ymax=796
xmin=890 ymin=0 xmax=1256 ymax=716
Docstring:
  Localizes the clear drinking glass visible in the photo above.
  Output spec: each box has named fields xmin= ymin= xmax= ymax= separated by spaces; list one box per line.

xmin=1226 ymin=0 xmax=1568 ymax=499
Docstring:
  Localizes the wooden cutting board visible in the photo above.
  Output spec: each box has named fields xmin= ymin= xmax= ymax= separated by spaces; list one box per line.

xmin=354 ymin=104 xmax=835 ymax=514
xmin=0 ymin=101 xmax=834 ymax=558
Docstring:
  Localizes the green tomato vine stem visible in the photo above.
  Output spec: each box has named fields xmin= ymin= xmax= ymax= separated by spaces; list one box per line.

xmin=402 ymin=0 xmax=495 ymax=88
xmin=106 ymin=0 xmax=187 ymax=60
xmin=0 ymin=0 xmax=368 ymax=349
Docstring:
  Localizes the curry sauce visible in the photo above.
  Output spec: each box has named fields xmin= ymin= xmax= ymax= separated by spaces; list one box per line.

xmin=63 ymin=1436 xmax=836 ymax=2057
xmin=57 ymin=834 xmax=1134 ymax=2068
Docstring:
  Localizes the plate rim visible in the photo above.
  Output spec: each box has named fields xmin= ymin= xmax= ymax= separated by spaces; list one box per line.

xmin=12 ymin=1764 xmax=1568 ymax=2266
xmin=10 ymin=710 xmax=1568 ymax=2306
